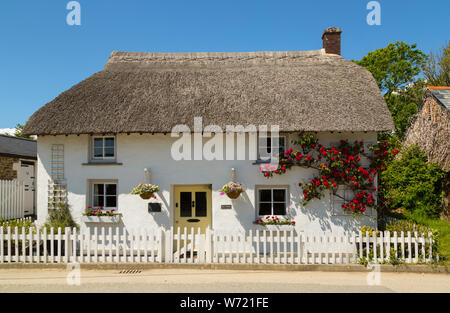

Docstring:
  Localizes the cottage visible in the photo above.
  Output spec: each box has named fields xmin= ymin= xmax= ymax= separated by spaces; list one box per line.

xmin=403 ymin=86 xmax=450 ymax=216
xmin=23 ymin=27 xmax=394 ymax=235
xmin=0 ymin=134 xmax=37 ymax=217
xmin=403 ymin=87 xmax=450 ymax=171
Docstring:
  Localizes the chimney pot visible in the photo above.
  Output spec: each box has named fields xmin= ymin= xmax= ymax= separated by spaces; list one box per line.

xmin=322 ymin=27 xmax=342 ymax=55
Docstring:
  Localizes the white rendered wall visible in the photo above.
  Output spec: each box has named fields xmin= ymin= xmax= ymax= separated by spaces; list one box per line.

xmin=36 ymin=132 xmax=378 ymax=234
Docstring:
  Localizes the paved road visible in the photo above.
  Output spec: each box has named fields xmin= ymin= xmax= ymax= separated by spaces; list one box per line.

xmin=0 ymin=268 xmax=449 ymax=293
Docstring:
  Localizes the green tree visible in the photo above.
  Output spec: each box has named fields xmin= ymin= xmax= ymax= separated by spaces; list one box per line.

xmin=423 ymin=41 xmax=450 ymax=86
xmin=354 ymin=42 xmax=427 ymax=97
xmin=13 ymin=123 xmax=32 ymax=139
xmin=354 ymin=42 xmax=428 ymax=139
xmin=386 ymin=79 xmax=427 ymax=138
xmin=381 ymin=145 xmax=445 ymax=219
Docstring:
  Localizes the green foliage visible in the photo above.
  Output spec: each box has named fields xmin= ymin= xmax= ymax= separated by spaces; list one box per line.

xmin=423 ymin=41 xmax=450 ymax=86
xmin=359 ymin=220 xmax=438 ymax=264
xmin=42 ymin=203 xmax=78 ymax=233
xmin=0 ymin=218 xmax=35 ymax=234
xmin=381 ymin=145 xmax=445 ymax=218
xmin=353 ymin=42 xmax=427 ymax=96
xmin=13 ymin=123 xmax=32 ymax=139
xmin=405 ymin=216 xmax=450 ymax=263
xmin=385 ymin=79 xmax=427 ymax=139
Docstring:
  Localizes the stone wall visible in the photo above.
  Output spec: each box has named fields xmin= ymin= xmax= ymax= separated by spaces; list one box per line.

xmin=0 ymin=156 xmax=18 ymax=180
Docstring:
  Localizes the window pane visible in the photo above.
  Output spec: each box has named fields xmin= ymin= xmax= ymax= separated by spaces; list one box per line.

xmin=105 ymin=196 xmax=117 ymax=208
xmin=104 ymin=147 xmax=115 ymax=157
xmin=180 ymin=192 xmax=192 ymax=217
xmin=105 ymin=184 xmax=116 ymax=196
xmin=195 ymin=192 xmax=207 ymax=217
xmin=259 ymin=202 xmax=272 ymax=215
xmin=94 ymin=138 xmax=103 ymax=148
xmin=104 ymin=138 xmax=115 ymax=147
xmin=273 ymin=189 xmax=286 ymax=202
xmin=94 ymin=195 xmax=104 ymax=207
xmin=273 ymin=202 xmax=286 ymax=215
xmin=94 ymin=184 xmax=104 ymax=196
xmin=94 ymin=147 xmax=103 ymax=158
xmin=259 ymin=189 xmax=272 ymax=202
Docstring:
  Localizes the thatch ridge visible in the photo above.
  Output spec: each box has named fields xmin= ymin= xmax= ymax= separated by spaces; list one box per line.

xmin=23 ymin=49 xmax=394 ymax=136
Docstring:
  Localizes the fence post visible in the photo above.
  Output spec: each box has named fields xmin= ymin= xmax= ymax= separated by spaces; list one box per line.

xmin=428 ymin=232 xmax=433 ymax=263
xmin=204 ymin=226 xmax=210 ymax=263
xmin=65 ymin=227 xmax=71 ymax=263
xmin=0 ymin=227 xmax=3 ymax=263
xmin=158 ymin=228 xmax=164 ymax=263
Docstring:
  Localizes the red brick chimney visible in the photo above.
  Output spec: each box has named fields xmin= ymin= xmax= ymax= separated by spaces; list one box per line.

xmin=322 ymin=27 xmax=342 ymax=55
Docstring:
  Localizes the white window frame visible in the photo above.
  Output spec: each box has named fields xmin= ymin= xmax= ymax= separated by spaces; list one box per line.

xmin=257 ymin=134 xmax=287 ymax=161
xmin=90 ymin=181 xmax=118 ymax=211
xmin=331 ymin=186 xmax=376 ymax=217
xmin=91 ymin=136 xmax=116 ymax=161
xmin=256 ymin=186 xmax=289 ymax=217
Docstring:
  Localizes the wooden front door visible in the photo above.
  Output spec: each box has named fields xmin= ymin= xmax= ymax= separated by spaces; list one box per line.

xmin=174 ymin=186 xmax=212 ymax=234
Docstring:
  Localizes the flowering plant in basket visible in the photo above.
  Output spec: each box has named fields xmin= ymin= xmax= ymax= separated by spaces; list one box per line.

xmin=255 ymin=216 xmax=296 ymax=226
xmin=84 ymin=206 xmax=117 ymax=217
xmin=131 ymin=183 xmax=160 ymax=199
xmin=220 ymin=182 xmax=245 ymax=199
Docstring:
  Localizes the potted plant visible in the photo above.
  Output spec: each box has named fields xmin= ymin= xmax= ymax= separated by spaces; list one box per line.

xmin=220 ymin=182 xmax=245 ymax=199
xmin=82 ymin=207 xmax=122 ymax=223
xmin=254 ymin=216 xmax=296 ymax=230
xmin=131 ymin=183 xmax=160 ymax=200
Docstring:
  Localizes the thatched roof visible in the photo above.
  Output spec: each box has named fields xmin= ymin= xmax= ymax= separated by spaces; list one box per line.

xmin=23 ymin=49 xmax=393 ymax=135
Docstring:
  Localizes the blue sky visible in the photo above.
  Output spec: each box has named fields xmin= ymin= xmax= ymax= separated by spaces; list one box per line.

xmin=0 ymin=0 xmax=449 ymax=129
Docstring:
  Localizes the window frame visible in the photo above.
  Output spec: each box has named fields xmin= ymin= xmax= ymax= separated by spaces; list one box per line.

xmin=257 ymin=134 xmax=287 ymax=161
xmin=255 ymin=186 xmax=289 ymax=217
xmin=331 ymin=185 xmax=376 ymax=217
xmin=89 ymin=180 xmax=118 ymax=211
xmin=91 ymin=135 xmax=116 ymax=161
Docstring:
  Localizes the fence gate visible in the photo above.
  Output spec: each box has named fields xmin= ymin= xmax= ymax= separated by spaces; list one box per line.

xmin=0 ymin=180 xmax=25 ymax=220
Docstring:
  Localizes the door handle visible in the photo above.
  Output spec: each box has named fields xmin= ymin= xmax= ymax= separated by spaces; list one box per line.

xmin=192 ymin=201 xmax=195 ymax=207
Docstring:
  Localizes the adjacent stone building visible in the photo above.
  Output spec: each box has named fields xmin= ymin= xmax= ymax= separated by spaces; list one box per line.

xmin=0 ymin=134 xmax=37 ymax=180
xmin=403 ymin=87 xmax=450 ymax=217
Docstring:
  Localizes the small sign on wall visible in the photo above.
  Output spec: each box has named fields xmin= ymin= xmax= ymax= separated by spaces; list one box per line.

xmin=221 ymin=204 xmax=232 ymax=210
xmin=148 ymin=203 xmax=162 ymax=213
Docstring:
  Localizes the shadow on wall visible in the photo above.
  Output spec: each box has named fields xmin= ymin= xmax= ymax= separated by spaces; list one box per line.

xmin=297 ymin=191 xmax=376 ymax=234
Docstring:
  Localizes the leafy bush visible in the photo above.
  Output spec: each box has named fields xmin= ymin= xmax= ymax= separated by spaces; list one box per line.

xmin=0 ymin=218 xmax=35 ymax=234
xmin=42 ymin=203 xmax=78 ymax=233
xmin=359 ymin=220 xmax=439 ymax=264
xmin=381 ymin=145 xmax=445 ymax=218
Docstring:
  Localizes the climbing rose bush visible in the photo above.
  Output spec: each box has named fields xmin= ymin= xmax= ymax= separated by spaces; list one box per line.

xmin=259 ymin=134 xmax=399 ymax=215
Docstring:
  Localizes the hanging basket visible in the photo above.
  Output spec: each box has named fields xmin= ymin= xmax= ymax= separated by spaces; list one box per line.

xmin=140 ymin=192 xmax=154 ymax=200
xmin=226 ymin=191 xmax=241 ymax=199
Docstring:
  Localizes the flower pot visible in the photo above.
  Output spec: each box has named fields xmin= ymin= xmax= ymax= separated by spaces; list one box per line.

xmin=82 ymin=215 xmax=121 ymax=223
xmin=140 ymin=192 xmax=154 ymax=200
xmin=226 ymin=191 xmax=241 ymax=199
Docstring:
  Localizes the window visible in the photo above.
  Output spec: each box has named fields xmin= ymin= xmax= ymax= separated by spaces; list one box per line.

xmin=257 ymin=187 xmax=288 ymax=216
xmin=258 ymin=135 xmax=286 ymax=160
xmin=331 ymin=186 xmax=376 ymax=216
xmin=91 ymin=182 xmax=117 ymax=210
xmin=92 ymin=136 xmax=115 ymax=160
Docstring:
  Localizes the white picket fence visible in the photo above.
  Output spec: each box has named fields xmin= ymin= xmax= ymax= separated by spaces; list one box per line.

xmin=0 ymin=226 xmax=436 ymax=264
xmin=0 ymin=180 xmax=25 ymax=220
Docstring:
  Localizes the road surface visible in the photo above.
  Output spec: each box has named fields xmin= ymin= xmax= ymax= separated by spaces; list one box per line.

xmin=0 ymin=268 xmax=449 ymax=293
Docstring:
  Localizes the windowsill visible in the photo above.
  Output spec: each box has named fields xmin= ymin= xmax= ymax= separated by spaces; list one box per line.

xmin=82 ymin=162 xmax=123 ymax=166
xmin=252 ymin=159 xmax=272 ymax=165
